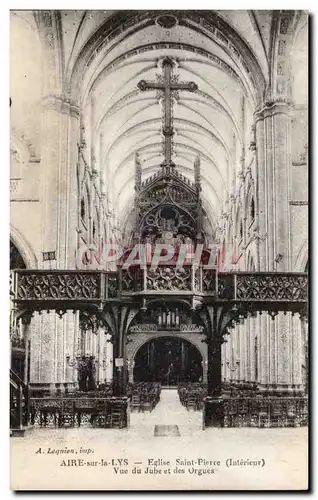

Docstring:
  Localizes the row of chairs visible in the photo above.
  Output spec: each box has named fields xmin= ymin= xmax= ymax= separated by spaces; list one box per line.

xmin=178 ymin=383 xmax=207 ymax=411
xmin=128 ymin=383 xmax=161 ymax=412
xmin=30 ymin=397 xmax=128 ymax=428
xmin=223 ymin=397 xmax=308 ymax=427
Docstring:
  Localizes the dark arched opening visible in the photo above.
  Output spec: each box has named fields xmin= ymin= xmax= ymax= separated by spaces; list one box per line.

xmin=133 ymin=337 xmax=203 ymax=386
xmin=10 ymin=241 xmax=26 ymax=270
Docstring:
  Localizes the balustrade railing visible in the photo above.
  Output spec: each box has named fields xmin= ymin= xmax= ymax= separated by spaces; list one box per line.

xmin=13 ymin=268 xmax=308 ymax=305
xmin=14 ymin=270 xmax=106 ymax=306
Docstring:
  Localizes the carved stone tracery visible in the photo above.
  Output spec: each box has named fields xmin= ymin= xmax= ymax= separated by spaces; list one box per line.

xmin=147 ymin=266 xmax=191 ymax=291
xmin=16 ymin=271 xmax=102 ymax=301
xmin=236 ymin=274 xmax=307 ymax=302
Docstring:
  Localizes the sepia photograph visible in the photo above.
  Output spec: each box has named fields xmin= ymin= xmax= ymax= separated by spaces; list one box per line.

xmin=9 ymin=9 xmax=309 ymax=491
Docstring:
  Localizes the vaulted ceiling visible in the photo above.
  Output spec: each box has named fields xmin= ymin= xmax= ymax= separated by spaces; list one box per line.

xmin=68 ymin=10 xmax=269 ymax=228
xmin=10 ymin=10 xmax=308 ymax=233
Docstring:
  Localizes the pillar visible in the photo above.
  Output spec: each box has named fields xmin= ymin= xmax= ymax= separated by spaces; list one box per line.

xmin=254 ymin=101 xmax=293 ymax=392
xmin=62 ymin=311 xmax=79 ymax=391
xmin=202 ymin=359 xmax=208 ymax=383
xmin=29 ymin=310 xmax=79 ymax=394
xmin=300 ymin=320 xmax=308 ymax=392
xmin=21 ymin=315 xmax=31 ymax=385
xmin=257 ymin=313 xmax=270 ymax=386
xmin=27 ymin=95 xmax=81 ymax=393
xmin=112 ymin=307 xmax=127 ymax=397
xmin=204 ymin=338 xmax=223 ymax=428
xmin=106 ymin=339 xmax=113 ymax=383
xmin=128 ymin=359 xmax=134 ymax=384
xmin=204 ymin=306 xmax=224 ymax=427
xmin=247 ymin=316 xmax=257 ymax=384
xmin=40 ymin=95 xmax=80 ymax=269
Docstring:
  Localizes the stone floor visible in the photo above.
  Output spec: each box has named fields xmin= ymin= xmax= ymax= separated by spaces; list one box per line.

xmin=10 ymin=389 xmax=308 ymax=491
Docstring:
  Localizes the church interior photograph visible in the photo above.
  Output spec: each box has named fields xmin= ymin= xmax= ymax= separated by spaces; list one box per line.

xmin=10 ymin=9 xmax=308 ymax=452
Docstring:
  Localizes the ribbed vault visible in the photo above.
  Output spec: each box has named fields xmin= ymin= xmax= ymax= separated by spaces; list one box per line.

xmin=68 ymin=11 xmax=267 ymax=236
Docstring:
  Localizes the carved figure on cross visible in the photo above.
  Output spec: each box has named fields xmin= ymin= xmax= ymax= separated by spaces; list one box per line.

xmin=137 ymin=57 xmax=198 ymax=171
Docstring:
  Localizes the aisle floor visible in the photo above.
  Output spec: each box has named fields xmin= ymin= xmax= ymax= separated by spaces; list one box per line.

xmin=129 ymin=388 xmax=202 ymax=436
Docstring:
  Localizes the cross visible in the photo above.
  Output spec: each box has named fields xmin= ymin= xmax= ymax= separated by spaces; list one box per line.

xmin=137 ymin=57 xmax=198 ymax=171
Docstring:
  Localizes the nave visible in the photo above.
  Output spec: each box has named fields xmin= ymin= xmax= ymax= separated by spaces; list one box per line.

xmin=10 ymin=10 xmax=308 ymax=434
xmin=129 ymin=388 xmax=202 ymax=436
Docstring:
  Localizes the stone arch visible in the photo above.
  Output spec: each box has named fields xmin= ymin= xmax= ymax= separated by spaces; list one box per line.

xmin=10 ymin=224 xmax=38 ymax=269
xmin=126 ymin=331 xmax=207 ymax=383
xmin=294 ymin=238 xmax=308 ymax=272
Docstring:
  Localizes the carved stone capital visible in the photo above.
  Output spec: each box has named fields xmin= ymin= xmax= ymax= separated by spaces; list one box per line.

xmin=41 ymin=94 xmax=80 ymax=118
xmin=249 ymin=141 xmax=256 ymax=152
xmin=254 ymin=98 xmax=293 ymax=122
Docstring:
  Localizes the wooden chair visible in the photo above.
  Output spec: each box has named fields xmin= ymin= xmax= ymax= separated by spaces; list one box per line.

xmin=58 ymin=400 xmax=75 ymax=428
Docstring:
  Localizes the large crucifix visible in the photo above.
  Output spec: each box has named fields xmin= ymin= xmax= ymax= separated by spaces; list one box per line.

xmin=137 ymin=57 xmax=198 ymax=171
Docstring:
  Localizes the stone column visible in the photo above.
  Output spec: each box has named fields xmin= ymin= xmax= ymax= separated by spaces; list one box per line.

xmin=31 ymin=95 xmax=79 ymax=391
xmin=30 ymin=312 xmax=56 ymax=394
xmin=300 ymin=320 xmax=308 ymax=392
xmin=106 ymin=340 xmax=113 ymax=383
xmin=202 ymin=359 xmax=208 ymax=383
xmin=96 ymin=330 xmax=104 ymax=385
xmin=248 ymin=316 xmax=257 ymax=384
xmin=254 ymin=100 xmax=293 ymax=392
xmin=128 ymin=360 xmax=135 ymax=384
xmin=63 ymin=311 xmax=79 ymax=392
xmin=221 ymin=342 xmax=227 ymax=382
xmin=239 ymin=322 xmax=246 ymax=382
xmin=40 ymin=95 xmax=80 ymax=269
xmin=281 ymin=312 xmax=303 ymax=391
xmin=226 ymin=331 xmax=234 ymax=382
xmin=257 ymin=313 xmax=268 ymax=385
xmin=28 ymin=92 xmax=80 ymax=394
xmin=29 ymin=312 xmax=41 ymax=385
xmin=254 ymin=100 xmax=292 ymax=271
xmin=29 ymin=311 xmax=79 ymax=394
xmin=245 ymin=318 xmax=251 ymax=383
xmin=21 ymin=314 xmax=32 ymax=385
xmin=232 ymin=324 xmax=240 ymax=382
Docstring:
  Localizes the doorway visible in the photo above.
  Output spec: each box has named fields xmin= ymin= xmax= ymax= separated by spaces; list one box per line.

xmin=133 ymin=336 xmax=203 ymax=385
